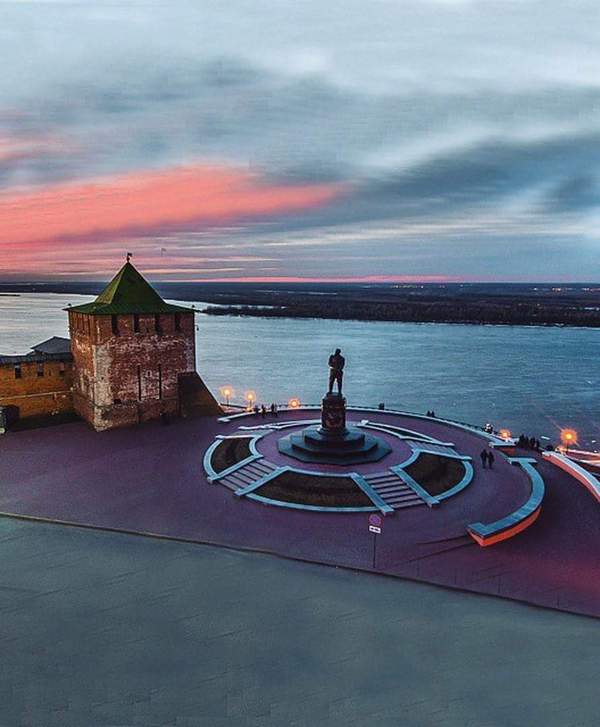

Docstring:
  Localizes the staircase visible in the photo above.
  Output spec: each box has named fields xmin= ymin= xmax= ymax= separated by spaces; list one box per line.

xmin=364 ymin=471 xmax=426 ymax=509
xmin=218 ymin=458 xmax=278 ymax=491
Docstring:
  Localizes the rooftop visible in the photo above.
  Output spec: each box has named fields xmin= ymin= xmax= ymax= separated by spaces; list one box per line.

xmin=67 ymin=261 xmax=191 ymax=315
xmin=0 ymin=336 xmax=72 ymax=365
xmin=31 ymin=336 xmax=71 ymax=355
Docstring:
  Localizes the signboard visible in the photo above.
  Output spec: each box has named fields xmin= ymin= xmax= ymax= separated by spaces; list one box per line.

xmin=368 ymin=514 xmax=382 ymax=534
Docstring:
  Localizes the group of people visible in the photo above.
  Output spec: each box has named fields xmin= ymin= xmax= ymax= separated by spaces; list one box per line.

xmin=480 ymin=449 xmax=495 ymax=468
xmin=426 ymin=410 xmax=436 ymax=417
xmin=253 ymin=403 xmax=279 ymax=418
xmin=517 ymin=434 xmax=542 ymax=451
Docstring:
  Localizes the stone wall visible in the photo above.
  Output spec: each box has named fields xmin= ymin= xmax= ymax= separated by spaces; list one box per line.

xmin=0 ymin=358 xmax=74 ymax=421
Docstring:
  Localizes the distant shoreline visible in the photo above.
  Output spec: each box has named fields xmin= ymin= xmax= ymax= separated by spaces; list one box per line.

xmin=202 ymin=305 xmax=600 ymax=328
xmin=2 ymin=281 xmax=599 ymax=328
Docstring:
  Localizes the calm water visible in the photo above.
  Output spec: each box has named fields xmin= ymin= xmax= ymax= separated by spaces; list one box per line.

xmin=1 ymin=292 xmax=598 ymax=447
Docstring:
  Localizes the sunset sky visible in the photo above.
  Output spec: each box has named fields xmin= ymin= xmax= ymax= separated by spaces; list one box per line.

xmin=1 ymin=1 xmax=599 ymax=281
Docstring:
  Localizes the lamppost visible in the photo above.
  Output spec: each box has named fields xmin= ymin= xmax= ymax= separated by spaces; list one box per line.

xmin=499 ymin=429 xmax=511 ymax=441
xmin=288 ymin=397 xmax=301 ymax=410
xmin=245 ymin=391 xmax=256 ymax=411
xmin=560 ymin=428 xmax=577 ymax=455
xmin=220 ymin=386 xmax=233 ymax=407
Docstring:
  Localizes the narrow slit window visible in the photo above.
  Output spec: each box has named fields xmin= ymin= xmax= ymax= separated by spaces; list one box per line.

xmin=14 ymin=364 xmax=21 ymax=379
xmin=37 ymin=362 xmax=44 ymax=378
xmin=158 ymin=364 xmax=163 ymax=400
xmin=174 ymin=313 xmax=181 ymax=331
xmin=155 ymin=314 xmax=161 ymax=335
xmin=133 ymin=314 xmax=140 ymax=333
xmin=111 ymin=315 xmax=119 ymax=335
xmin=137 ymin=365 xmax=142 ymax=401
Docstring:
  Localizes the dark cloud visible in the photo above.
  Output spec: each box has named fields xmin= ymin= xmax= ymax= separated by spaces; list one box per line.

xmin=547 ymin=174 xmax=599 ymax=212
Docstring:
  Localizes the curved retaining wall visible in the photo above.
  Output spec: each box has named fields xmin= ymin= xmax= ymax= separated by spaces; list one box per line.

xmin=542 ymin=452 xmax=600 ymax=503
xmin=467 ymin=458 xmax=545 ymax=547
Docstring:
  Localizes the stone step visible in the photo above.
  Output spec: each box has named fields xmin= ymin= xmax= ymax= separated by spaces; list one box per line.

xmin=245 ymin=463 xmax=271 ymax=476
xmin=223 ymin=470 xmax=256 ymax=487
xmin=372 ymin=487 xmax=413 ymax=498
xmin=383 ymin=492 xmax=423 ymax=505
xmin=368 ymin=478 xmax=406 ymax=487
xmin=392 ymin=499 xmax=423 ymax=509
xmin=366 ymin=472 xmax=400 ymax=481
xmin=380 ymin=489 xmax=421 ymax=499
xmin=371 ymin=482 xmax=411 ymax=492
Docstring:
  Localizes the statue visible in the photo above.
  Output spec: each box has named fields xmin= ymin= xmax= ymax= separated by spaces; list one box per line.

xmin=328 ymin=348 xmax=345 ymax=395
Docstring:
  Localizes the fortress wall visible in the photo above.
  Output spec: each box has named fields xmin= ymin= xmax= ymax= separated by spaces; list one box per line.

xmin=0 ymin=359 xmax=74 ymax=421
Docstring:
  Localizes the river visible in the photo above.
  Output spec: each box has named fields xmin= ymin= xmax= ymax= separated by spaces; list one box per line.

xmin=1 ymin=292 xmax=598 ymax=447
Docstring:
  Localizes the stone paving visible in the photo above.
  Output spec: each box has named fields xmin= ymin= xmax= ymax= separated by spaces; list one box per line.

xmin=0 ymin=409 xmax=599 ymax=617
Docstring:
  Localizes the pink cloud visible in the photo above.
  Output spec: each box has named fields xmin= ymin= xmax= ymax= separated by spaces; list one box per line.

xmin=0 ymin=164 xmax=346 ymax=277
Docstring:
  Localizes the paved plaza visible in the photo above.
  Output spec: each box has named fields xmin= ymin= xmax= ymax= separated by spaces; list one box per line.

xmin=1 ymin=408 xmax=598 ymax=616
xmin=1 ymin=516 xmax=599 ymax=727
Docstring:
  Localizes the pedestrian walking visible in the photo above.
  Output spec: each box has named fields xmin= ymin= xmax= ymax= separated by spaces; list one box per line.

xmin=488 ymin=450 xmax=495 ymax=469
xmin=480 ymin=449 xmax=488 ymax=468
xmin=261 ymin=404 xmax=267 ymax=419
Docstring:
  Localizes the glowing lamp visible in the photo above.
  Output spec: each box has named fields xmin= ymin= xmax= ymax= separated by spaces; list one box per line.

xmin=219 ymin=386 xmax=234 ymax=406
xmin=288 ymin=398 xmax=301 ymax=409
xmin=499 ymin=429 xmax=511 ymax=440
xmin=560 ymin=429 xmax=577 ymax=451
xmin=245 ymin=390 xmax=256 ymax=405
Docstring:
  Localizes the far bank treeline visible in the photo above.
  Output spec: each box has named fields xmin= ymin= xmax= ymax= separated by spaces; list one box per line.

xmin=201 ymin=288 xmax=600 ymax=327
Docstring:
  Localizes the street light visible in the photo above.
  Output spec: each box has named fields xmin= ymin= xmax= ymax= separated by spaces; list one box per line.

xmin=560 ymin=428 xmax=577 ymax=455
xmin=245 ymin=390 xmax=257 ymax=410
xmin=220 ymin=386 xmax=234 ymax=407
xmin=499 ymin=428 xmax=511 ymax=441
xmin=288 ymin=397 xmax=301 ymax=409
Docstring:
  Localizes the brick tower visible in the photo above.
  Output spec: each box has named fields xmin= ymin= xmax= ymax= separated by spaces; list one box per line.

xmin=67 ymin=259 xmax=221 ymax=431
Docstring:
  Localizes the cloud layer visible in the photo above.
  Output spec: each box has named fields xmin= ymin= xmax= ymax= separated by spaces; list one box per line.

xmin=1 ymin=1 xmax=599 ymax=280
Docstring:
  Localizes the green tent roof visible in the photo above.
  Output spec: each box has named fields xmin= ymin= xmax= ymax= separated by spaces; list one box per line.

xmin=68 ymin=262 xmax=192 ymax=315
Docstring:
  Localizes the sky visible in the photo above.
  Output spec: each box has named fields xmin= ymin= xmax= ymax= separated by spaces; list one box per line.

xmin=1 ymin=0 xmax=599 ymax=282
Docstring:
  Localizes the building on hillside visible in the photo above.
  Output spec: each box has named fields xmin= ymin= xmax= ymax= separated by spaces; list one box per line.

xmin=0 ymin=337 xmax=74 ymax=426
xmin=67 ymin=260 xmax=221 ymax=431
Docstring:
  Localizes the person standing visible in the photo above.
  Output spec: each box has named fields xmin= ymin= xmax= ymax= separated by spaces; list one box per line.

xmin=488 ymin=450 xmax=495 ymax=469
xmin=480 ymin=449 xmax=488 ymax=468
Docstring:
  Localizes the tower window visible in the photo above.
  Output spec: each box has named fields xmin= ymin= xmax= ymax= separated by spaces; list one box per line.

xmin=37 ymin=363 xmax=44 ymax=378
xmin=133 ymin=314 xmax=140 ymax=333
xmin=14 ymin=364 xmax=21 ymax=379
xmin=59 ymin=362 xmax=66 ymax=377
xmin=111 ymin=315 xmax=119 ymax=335
xmin=174 ymin=313 xmax=181 ymax=331
xmin=137 ymin=365 xmax=142 ymax=401
xmin=155 ymin=314 xmax=161 ymax=335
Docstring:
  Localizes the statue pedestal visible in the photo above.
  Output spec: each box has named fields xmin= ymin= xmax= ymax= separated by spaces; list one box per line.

xmin=277 ymin=391 xmax=391 ymax=465
xmin=320 ymin=393 xmax=347 ymax=435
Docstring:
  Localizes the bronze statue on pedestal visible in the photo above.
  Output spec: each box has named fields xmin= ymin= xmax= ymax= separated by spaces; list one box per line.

xmin=328 ymin=348 xmax=345 ymax=395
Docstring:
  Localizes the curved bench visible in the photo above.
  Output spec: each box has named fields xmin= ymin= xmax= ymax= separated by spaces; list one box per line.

xmin=467 ymin=457 xmax=545 ymax=547
xmin=542 ymin=452 xmax=600 ymax=503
